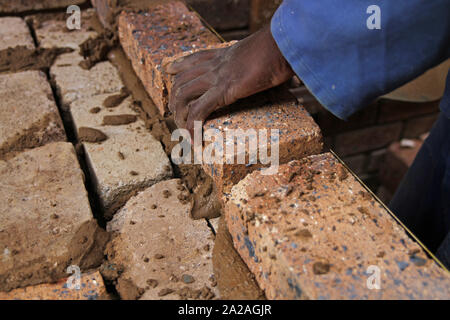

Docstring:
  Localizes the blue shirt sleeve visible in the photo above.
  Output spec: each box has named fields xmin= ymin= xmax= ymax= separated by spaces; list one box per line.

xmin=271 ymin=0 xmax=450 ymax=120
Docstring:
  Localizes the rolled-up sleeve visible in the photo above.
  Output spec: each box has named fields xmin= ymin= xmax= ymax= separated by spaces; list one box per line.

xmin=271 ymin=0 xmax=450 ymax=119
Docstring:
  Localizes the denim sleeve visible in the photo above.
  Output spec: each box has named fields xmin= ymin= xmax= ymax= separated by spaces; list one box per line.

xmin=271 ymin=0 xmax=450 ymax=120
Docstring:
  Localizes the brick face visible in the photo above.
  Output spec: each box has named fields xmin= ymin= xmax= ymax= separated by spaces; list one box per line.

xmin=377 ymin=98 xmax=439 ymax=123
xmin=314 ymin=102 xmax=378 ymax=137
xmin=335 ymin=122 xmax=402 ymax=157
xmin=224 ymin=153 xmax=450 ymax=299
xmin=403 ymin=113 xmax=439 ymax=139
xmin=187 ymin=0 xmax=250 ymax=31
xmin=118 ymin=2 xmax=220 ymax=115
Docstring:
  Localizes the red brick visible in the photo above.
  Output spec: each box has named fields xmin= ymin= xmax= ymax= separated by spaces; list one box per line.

xmin=377 ymin=98 xmax=439 ymax=123
xmin=201 ymin=88 xmax=323 ymax=195
xmin=334 ymin=122 xmax=402 ymax=157
xmin=379 ymin=139 xmax=422 ymax=194
xmin=224 ymin=153 xmax=450 ymax=299
xmin=187 ymin=0 xmax=250 ymax=31
xmin=403 ymin=113 xmax=439 ymax=139
xmin=0 ymin=272 xmax=109 ymax=300
xmin=0 ymin=0 xmax=86 ymax=13
xmin=118 ymin=1 xmax=220 ymax=115
xmin=314 ymin=102 xmax=378 ymax=137
xmin=250 ymin=0 xmax=282 ymax=32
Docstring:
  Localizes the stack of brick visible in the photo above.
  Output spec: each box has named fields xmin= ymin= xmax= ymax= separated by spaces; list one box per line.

xmin=224 ymin=153 xmax=450 ymax=299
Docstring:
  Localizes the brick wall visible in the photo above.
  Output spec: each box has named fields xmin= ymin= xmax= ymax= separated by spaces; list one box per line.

xmin=293 ymin=86 xmax=440 ymax=202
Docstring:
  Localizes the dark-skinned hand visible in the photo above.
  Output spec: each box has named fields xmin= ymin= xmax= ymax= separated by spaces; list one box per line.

xmin=164 ymin=25 xmax=294 ymax=136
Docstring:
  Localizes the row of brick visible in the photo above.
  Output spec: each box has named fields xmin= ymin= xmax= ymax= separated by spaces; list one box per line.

xmin=40 ymin=8 xmax=221 ymax=299
xmin=0 ymin=14 xmax=111 ymax=296
xmin=115 ymin=1 xmax=450 ymax=299
xmin=117 ymin=1 xmax=323 ymax=198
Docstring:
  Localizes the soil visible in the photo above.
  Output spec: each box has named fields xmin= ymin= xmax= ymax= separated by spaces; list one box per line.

xmin=102 ymin=114 xmax=137 ymax=126
xmin=78 ymin=127 xmax=108 ymax=143
xmin=212 ymin=216 xmax=265 ymax=300
xmin=102 ymin=87 xmax=130 ymax=108
xmin=0 ymin=46 xmax=71 ymax=73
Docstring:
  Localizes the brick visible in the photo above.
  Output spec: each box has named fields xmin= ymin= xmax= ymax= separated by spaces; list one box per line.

xmin=250 ymin=0 xmax=282 ymax=32
xmin=342 ymin=154 xmax=367 ymax=176
xmin=118 ymin=1 xmax=220 ymax=115
xmin=224 ymin=153 xmax=450 ymax=299
xmin=0 ymin=142 xmax=108 ymax=292
xmin=0 ymin=71 xmax=66 ymax=160
xmin=335 ymin=122 xmax=402 ymax=157
xmin=315 ymin=102 xmax=378 ymax=137
xmin=0 ymin=17 xmax=35 ymax=72
xmin=106 ymin=179 xmax=219 ymax=300
xmin=0 ymin=0 xmax=86 ymax=13
xmin=187 ymin=0 xmax=250 ymax=31
xmin=50 ymin=51 xmax=125 ymax=111
xmin=26 ymin=9 xmax=98 ymax=50
xmin=403 ymin=113 xmax=439 ymax=139
xmin=202 ymin=88 xmax=323 ymax=195
xmin=91 ymin=0 xmax=167 ymax=30
xmin=379 ymin=139 xmax=422 ymax=194
xmin=377 ymin=98 xmax=439 ymax=123
xmin=0 ymin=271 xmax=109 ymax=300
xmin=367 ymin=148 xmax=386 ymax=172
xmin=70 ymin=93 xmax=172 ymax=218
